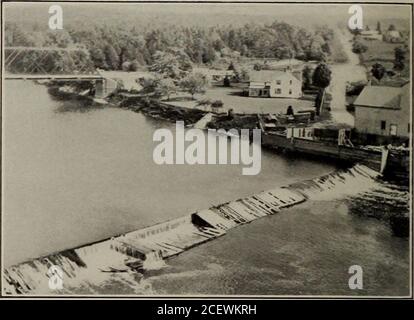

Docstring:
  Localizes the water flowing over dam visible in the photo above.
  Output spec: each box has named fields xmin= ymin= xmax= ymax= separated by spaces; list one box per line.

xmin=3 ymin=164 xmax=386 ymax=295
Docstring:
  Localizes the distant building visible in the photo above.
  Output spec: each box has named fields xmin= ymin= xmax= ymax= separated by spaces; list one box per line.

xmin=360 ymin=29 xmax=383 ymax=41
xmin=192 ymin=68 xmax=234 ymax=83
xmin=353 ymin=83 xmax=410 ymax=138
xmin=97 ymin=70 xmax=154 ymax=92
xmin=383 ymin=30 xmax=403 ymax=43
xmin=248 ymin=69 xmax=302 ymax=98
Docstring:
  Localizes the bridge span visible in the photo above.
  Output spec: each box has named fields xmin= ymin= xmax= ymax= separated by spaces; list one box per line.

xmin=4 ymin=74 xmax=103 ymax=80
xmin=4 ymin=72 xmax=117 ymax=99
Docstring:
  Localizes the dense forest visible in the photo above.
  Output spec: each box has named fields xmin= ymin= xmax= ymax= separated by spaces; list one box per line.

xmin=5 ymin=21 xmax=335 ymax=72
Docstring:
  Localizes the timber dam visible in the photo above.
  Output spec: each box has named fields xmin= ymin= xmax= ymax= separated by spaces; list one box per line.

xmin=4 ymin=164 xmax=407 ymax=295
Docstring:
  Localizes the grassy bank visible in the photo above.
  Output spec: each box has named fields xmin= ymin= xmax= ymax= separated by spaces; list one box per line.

xmin=357 ymin=38 xmax=410 ymax=79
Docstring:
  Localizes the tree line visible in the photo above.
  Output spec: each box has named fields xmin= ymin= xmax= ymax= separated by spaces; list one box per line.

xmin=5 ymin=20 xmax=336 ymax=72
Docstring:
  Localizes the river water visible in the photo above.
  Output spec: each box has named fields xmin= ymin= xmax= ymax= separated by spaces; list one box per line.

xmin=2 ymin=81 xmax=409 ymax=296
xmin=3 ymin=80 xmax=336 ymax=266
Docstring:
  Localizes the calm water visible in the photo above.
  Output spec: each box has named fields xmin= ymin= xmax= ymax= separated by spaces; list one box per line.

xmin=2 ymin=81 xmax=409 ymax=296
xmin=148 ymin=200 xmax=409 ymax=296
xmin=3 ymin=81 xmax=335 ymax=266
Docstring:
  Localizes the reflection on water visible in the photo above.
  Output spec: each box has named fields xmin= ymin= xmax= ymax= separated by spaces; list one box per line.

xmin=3 ymin=80 xmax=336 ymax=266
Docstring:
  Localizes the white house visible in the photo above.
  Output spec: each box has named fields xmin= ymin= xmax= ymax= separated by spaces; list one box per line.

xmin=248 ymin=70 xmax=302 ymax=98
xmin=383 ymin=30 xmax=403 ymax=43
xmin=192 ymin=67 xmax=235 ymax=83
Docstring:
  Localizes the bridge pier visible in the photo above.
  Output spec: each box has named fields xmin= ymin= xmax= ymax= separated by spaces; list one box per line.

xmin=95 ymin=79 xmax=105 ymax=99
xmin=94 ymin=77 xmax=118 ymax=99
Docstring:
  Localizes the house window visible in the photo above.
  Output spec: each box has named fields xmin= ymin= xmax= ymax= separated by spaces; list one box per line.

xmin=408 ymin=123 xmax=410 ymax=133
xmin=390 ymin=124 xmax=397 ymax=136
xmin=276 ymin=80 xmax=281 ymax=85
xmin=275 ymin=88 xmax=282 ymax=94
xmin=289 ymin=80 xmax=292 ymax=85
xmin=289 ymin=89 xmax=292 ymax=95
xmin=381 ymin=121 xmax=386 ymax=130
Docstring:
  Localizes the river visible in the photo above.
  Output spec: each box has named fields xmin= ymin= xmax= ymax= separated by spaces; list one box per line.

xmin=3 ymin=80 xmax=336 ymax=267
xmin=2 ymin=80 xmax=409 ymax=296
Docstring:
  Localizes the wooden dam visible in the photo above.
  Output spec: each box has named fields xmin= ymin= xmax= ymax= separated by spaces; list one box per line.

xmin=3 ymin=164 xmax=381 ymax=295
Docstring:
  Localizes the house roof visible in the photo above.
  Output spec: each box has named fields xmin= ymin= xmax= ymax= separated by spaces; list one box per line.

xmin=386 ymin=30 xmax=401 ymax=38
xmin=361 ymin=30 xmax=380 ymax=35
xmin=249 ymin=70 xmax=300 ymax=82
xmin=354 ymin=85 xmax=403 ymax=109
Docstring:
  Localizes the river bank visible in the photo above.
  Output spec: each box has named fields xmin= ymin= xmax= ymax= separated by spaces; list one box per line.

xmin=46 ymin=80 xmax=410 ymax=185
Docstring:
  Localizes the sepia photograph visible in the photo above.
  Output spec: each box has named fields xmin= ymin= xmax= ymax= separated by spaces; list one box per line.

xmin=1 ymin=1 xmax=412 ymax=299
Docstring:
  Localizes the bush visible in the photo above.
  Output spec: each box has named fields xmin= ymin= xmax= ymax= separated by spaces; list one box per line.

xmin=253 ymin=63 xmax=262 ymax=71
xmin=352 ymin=41 xmax=368 ymax=54
xmin=211 ymin=100 xmax=224 ymax=108
xmin=223 ymin=76 xmax=231 ymax=87
xmin=121 ymin=61 xmax=131 ymax=71
xmin=129 ymin=61 xmax=140 ymax=71
xmin=197 ymin=98 xmax=211 ymax=106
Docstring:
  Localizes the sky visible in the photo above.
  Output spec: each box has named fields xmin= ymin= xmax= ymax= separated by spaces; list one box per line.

xmin=3 ymin=2 xmax=411 ymax=29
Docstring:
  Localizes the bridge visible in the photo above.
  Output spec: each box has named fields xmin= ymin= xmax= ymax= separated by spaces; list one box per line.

xmin=4 ymin=74 xmax=103 ymax=80
xmin=4 ymin=46 xmax=94 ymax=75
xmin=4 ymin=46 xmax=118 ymax=98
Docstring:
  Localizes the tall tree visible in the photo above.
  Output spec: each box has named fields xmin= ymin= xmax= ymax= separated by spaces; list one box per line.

xmin=302 ymin=65 xmax=313 ymax=90
xmin=371 ymin=63 xmax=386 ymax=82
xmin=180 ymin=73 xmax=208 ymax=99
xmin=312 ymin=63 xmax=331 ymax=115
xmin=104 ymin=45 xmax=120 ymax=70
xmin=150 ymin=48 xmax=192 ymax=80
xmin=388 ymin=24 xmax=396 ymax=31
xmin=376 ymin=21 xmax=382 ymax=34
xmin=156 ymin=78 xmax=178 ymax=101
xmin=394 ymin=47 xmax=406 ymax=71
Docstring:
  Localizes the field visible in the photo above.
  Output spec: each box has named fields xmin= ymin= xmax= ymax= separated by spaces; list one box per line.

xmin=360 ymin=39 xmax=403 ymax=62
xmin=164 ymin=86 xmax=314 ymax=115
xmin=359 ymin=38 xmax=410 ymax=77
